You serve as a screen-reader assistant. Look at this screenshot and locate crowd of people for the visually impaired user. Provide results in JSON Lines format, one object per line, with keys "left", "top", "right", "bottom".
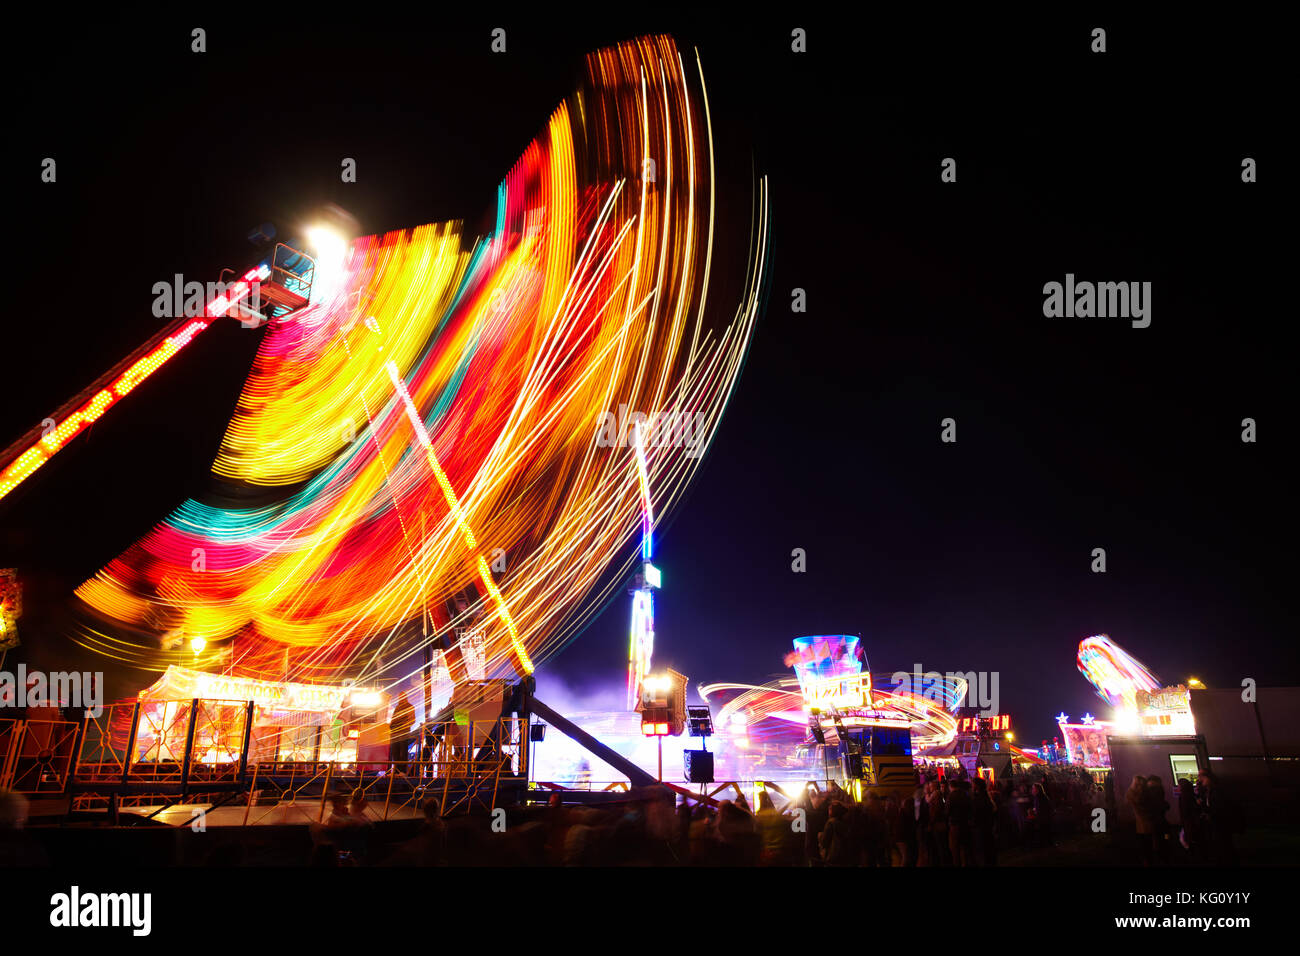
{"left": 307, "top": 763, "right": 1191, "bottom": 867}
{"left": 0, "top": 763, "right": 1246, "bottom": 867}
{"left": 1126, "top": 768, "right": 1241, "bottom": 866}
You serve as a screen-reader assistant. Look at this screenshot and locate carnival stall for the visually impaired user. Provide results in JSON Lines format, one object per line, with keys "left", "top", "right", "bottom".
{"left": 131, "top": 665, "right": 389, "bottom": 766}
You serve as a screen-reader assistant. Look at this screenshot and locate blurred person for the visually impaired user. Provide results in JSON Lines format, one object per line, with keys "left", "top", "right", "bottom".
{"left": 1031, "top": 781, "right": 1054, "bottom": 849}
{"left": 927, "top": 780, "right": 950, "bottom": 865}
{"left": 819, "top": 800, "right": 855, "bottom": 866}
{"left": 862, "top": 793, "right": 888, "bottom": 866}
{"left": 388, "top": 693, "right": 415, "bottom": 767}
{"left": 913, "top": 783, "right": 931, "bottom": 866}
{"left": 755, "top": 790, "right": 793, "bottom": 866}
{"left": 325, "top": 793, "right": 356, "bottom": 828}
{"left": 803, "top": 789, "right": 829, "bottom": 865}
{"left": 894, "top": 790, "right": 917, "bottom": 866}
{"left": 1126, "top": 776, "right": 1155, "bottom": 865}
{"left": 0, "top": 790, "right": 48, "bottom": 866}
{"left": 716, "top": 798, "right": 759, "bottom": 866}
{"left": 971, "top": 777, "right": 997, "bottom": 866}
{"left": 349, "top": 787, "right": 371, "bottom": 823}
{"left": 1144, "top": 776, "right": 1171, "bottom": 864}
{"left": 947, "top": 779, "right": 972, "bottom": 867}
{"left": 1198, "top": 769, "right": 1242, "bottom": 866}
{"left": 672, "top": 798, "right": 693, "bottom": 862}
{"left": 384, "top": 797, "right": 447, "bottom": 865}
{"left": 1177, "top": 779, "right": 1204, "bottom": 862}
{"left": 1011, "top": 784, "right": 1030, "bottom": 845}
{"left": 688, "top": 803, "right": 716, "bottom": 866}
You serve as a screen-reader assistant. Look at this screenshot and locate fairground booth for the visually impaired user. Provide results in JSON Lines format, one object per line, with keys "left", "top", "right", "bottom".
{"left": 130, "top": 665, "right": 390, "bottom": 767}
{"left": 952, "top": 709, "right": 1016, "bottom": 782}
{"left": 1105, "top": 683, "right": 1300, "bottom": 826}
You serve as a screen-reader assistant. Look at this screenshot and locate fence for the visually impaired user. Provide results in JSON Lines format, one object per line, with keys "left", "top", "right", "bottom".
{"left": 3, "top": 707, "right": 526, "bottom": 822}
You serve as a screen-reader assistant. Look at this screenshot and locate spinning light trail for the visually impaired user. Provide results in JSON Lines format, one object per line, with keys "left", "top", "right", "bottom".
{"left": 699, "top": 673, "right": 966, "bottom": 752}
{"left": 1076, "top": 633, "right": 1161, "bottom": 711}
{"left": 69, "top": 36, "right": 770, "bottom": 701}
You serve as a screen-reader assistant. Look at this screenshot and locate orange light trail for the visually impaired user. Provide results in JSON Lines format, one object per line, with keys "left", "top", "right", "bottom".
{"left": 66, "top": 36, "right": 770, "bottom": 700}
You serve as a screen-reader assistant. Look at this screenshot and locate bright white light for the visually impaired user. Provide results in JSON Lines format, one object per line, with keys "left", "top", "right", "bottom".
{"left": 643, "top": 562, "right": 661, "bottom": 589}
{"left": 189, "top": 635, "right": 206, "bottom": 655}
{"left": 642, "top": 675, "right": 669, "bottom": 694}
{"left": 306, "top": 225, "right": 347, "bottom": 257}
{"left": 305, "top": 225, "right": 349, "bottom": 305}
{"left": 1112, "top": 708, "right": 1139, "bottom": 734}
{"left": 350, "top": 690, "right": 381, "bottom": 708}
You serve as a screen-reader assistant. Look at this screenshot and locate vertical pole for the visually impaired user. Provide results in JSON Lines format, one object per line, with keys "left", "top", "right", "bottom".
{"left": 519, "top": 681, "right": 530, "bottom": 783}
{"left": 179, "top": 699, "right": 200, "bottom": 803}
{"left": 318, "top": 761, "right": 333, "bottom": 822}
{"left": 238, "top": 701, "right": 255, "bottom": 784}
{"left": 423, "top": 643, "right": 433, "bottom": 759}
{"left": 67, "top": 712, "right": 87, "bottom": 795}
{"left": 658, "top": 736, "right": 663, "bottom": 783}
{"left": 243, "top": 762, "right": 259, "bottom": 826}
{"left": 122, "top": 700, "right": 141, "bottom": 787}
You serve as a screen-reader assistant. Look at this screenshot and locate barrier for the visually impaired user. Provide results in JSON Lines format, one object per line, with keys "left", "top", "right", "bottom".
{"left": 0, "top": 717, "right": 81, "bottom": 794}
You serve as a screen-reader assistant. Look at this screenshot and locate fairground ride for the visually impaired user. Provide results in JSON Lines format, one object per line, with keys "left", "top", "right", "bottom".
{"left": 0, "top": 35, "right": 770, "bottom": 809}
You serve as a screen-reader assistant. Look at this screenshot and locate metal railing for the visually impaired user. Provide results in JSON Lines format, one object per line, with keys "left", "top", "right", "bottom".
{"left": 0, "top": 717, "right": 82, "bottom": 794}
{"left": 5, "top": 708, "right": 530, "bottom": 823}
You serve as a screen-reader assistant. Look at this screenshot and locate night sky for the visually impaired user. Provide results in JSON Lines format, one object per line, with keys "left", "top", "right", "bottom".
{"left": 5, "top": 14, "right": 1290, "bottom": 748}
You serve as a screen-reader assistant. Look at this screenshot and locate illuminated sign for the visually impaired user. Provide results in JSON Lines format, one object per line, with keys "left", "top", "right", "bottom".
{"left": 956, "top": 714, "right": 1012, "bottom": 735}
{"left": 1057, "top": 719, "right": 1115, "bottom": 768}
{"left": 140, "top": 665, "right": 362, "bottom": 713}
{"left": 1136, "top": 685, "right": 1195, "bottom": 737}
{"left": 791, "top": 635, "right": 870, "bottom": 710}
{"left": 804, "top": 675, "right": 867, "bottom": 710}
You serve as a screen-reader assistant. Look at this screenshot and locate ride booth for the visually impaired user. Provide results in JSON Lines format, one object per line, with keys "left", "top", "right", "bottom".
{"left": 1105, "top": 685, "right": 1207, "bottom": 827}
{"left": 129, "top": 665, "right": 389, "bottom": 771}
{"left": 953, "top": 710, "right": 1015, "bottom": 783}
{"left": 791, "top": 636, "right": 917, "bottom": 797}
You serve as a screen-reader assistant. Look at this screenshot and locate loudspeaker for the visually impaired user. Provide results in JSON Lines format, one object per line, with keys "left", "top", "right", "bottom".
{"left": 683, "top": 749, "right": 714, "bottom": 784}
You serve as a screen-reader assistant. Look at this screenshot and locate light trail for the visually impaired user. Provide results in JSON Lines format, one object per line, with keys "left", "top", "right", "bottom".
{"left": 69, "top": 35, "right": 769, "bottom": 699}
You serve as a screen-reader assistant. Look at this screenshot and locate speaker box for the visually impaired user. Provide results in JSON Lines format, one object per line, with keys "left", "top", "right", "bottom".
{"left": 683, "top": 749, "right": 714, "bottom": 784}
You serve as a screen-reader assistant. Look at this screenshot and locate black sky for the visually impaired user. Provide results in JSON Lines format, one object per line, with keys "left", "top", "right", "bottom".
{"left": 4, "top": 13, "right": 1292, "bottom": 746}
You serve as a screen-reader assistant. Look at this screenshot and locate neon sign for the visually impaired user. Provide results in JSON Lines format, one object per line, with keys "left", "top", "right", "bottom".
{"left": 956, "top": 714, "right": 1012, "bottom": 735}
{"left": 804, "top": 674, "right": 868, "bottom": 710}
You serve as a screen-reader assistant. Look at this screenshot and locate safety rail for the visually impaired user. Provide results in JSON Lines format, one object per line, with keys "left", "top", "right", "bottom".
{"left": 243, "top": 755, "right": 518, "bottom": 823}
{"left": 0, "top": 717, "right": 81, "bottom": 794}
{"left": 70, "top": 698, "right": 253, "bottom": 790}
{"left": 8, "top": 708, "right": 532, "bottom": 823}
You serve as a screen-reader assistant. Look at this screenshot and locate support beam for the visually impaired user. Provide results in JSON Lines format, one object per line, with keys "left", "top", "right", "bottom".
{"left": 528, "top": 697, "right": 656, "bottom": 788}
